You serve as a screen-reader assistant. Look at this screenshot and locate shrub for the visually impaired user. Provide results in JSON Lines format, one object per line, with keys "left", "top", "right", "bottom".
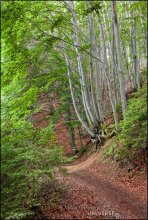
{"left": 1, "top": 125, "right": 64, "bottom": 220}
{"left": 118, "top": 84, "right": 147, "bottom": 149}
{"left": 104, "top": 83, "right": 147, "bottom": 163}
{"left": 116, "top": 101, "right": 123, "bottom": 120}
{"left": 1, "top": 101, "right": 64, "bottom": 220}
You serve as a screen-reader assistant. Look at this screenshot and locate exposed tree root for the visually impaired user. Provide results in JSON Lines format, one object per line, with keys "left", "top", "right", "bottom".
{"left": 91, "top": 129, "right": 117, "bottom": 152}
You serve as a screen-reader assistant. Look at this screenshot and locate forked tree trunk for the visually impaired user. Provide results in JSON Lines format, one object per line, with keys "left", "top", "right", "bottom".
{"left": 112, "top": 1, "right": 127, "bottom": 119}
{"left": 97, "top": 12, "right": 118, "bottom": 129}
{"left": 64, "top": 45, "right": 95, "bottom": 137}
{"left": 68, "top": 1, "right": 98, "bottom": 127}
{"left": 87, "top": 4, "right": 103, "bottom": 122}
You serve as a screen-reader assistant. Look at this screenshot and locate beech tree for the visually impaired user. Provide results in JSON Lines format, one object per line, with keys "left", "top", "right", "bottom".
{"left": 111, "top": 1, "right": 127, "bottom": 119}
{"left": 1, "top": 1, "right": 147, "bottom": 218}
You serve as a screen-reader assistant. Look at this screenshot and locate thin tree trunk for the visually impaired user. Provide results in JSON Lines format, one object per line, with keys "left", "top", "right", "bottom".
{"left": 132, "top": 18, "right": 140, "bottom": 90}
{"left": 78, "top": 125, "right": 83, "bottom": 151}
{"left": 95, "top": 46, "right": 104, "bottom": 122}
{"left": 96, "top": 43, "right": 104, "bottom": 120}
{"left": 68, "top": 1, "right": 98, "bottom": 127}
{"left": 111, "top": 21, "right": 119, "bottom": 106}
{"left": 122, "top": 42, "right": 134, "bottom": 87}
{"left": 87, "top": 5, "right": 103, "bottom": 122}
{"left": 88, "top": 13, "right": 99, "bottom": 120}
{"left": 64, "top": 46, "right": 95, "bottom": 137}
{"left": 112, "top": 1, "right": 127, "bottom": 119}
{"left": 97, "top": 12, "right": 118, "bottom": 129}
{"left": 65, "top": 100, "right": 77, "bottom": 154}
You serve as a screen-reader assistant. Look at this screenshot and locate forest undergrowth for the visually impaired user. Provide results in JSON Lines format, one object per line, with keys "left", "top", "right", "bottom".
{"left": 1, "top": 1, "right": 147, "bottom": 219}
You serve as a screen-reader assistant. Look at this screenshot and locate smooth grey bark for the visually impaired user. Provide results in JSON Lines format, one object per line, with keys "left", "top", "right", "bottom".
{"left": 129, "top": 10, "right": 140, "bottom": 90}
{"left": 88, "top": 1, "right": 118, "bottom": 125}
{"left": 130, "top": 36, "right": 137, "bottom": 89}
{"left": 105, "top": 7, "right": 120, "bottom": 104}
{"left": 68, "top": 1, "right": 98, "bottom": 127}
{"left": 94, "top": 48, "right": 104, "bottom": 122}
{"left": 95, "top": 46, "right": 104, "bottom": 122}
{"left": 87, "top": 5, "right": 103, "bottom": 122}
{"left": 122, "top": 42, "right": 134, "bottom": 86}
{"left": 138, "top": 6, "right": 147, "bottom": 59}
{"left": 96, "top": 12, "right": 118, "bottom": 129}
{"left": 112, "top": 24, "right": 119, "bottom": 106}
{"left": 102, "top": 7, "right": 113, "bottom": 74}
{"left": 132, "top": 18, "right": 140, "bottom": 90}
{"left": 112, "top": 1, "right": 127, "bottom": 119}
{"left": 88, "top": 13, "right": 99, "bottom": 121}
{"left": 64, "top": 46, "right": 95, "bottom": 137}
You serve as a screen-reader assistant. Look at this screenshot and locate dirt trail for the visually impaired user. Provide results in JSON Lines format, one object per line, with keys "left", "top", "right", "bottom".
{"left": 43, "top": 141, "right": 147, "bottom": 219}
{"left": 67, "top": 170, "right": 146, "bottom": 219}
{"left": 65, "top": 152, "right": 99, "bottom": 173}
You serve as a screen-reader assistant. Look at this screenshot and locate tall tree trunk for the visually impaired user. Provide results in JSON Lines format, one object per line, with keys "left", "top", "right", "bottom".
{"left": 97, "top": 12, "right": 118, "bottom": 129}
{"left": 122, "top": 41, "right": 134, "bottom": 89}
{"left": 132, "top": 17, "right": 140, "bottom": 90}
{"left": 111, "top": 20, "right": 119, "bottom": 106}
{"left": 88, "top": 12, "right": 99, "bottom": 120}
{"left": 112, "top": 1, "right": 127, "bottom": 119}
{"left": 64, "top": 45, "right": 95, "bottom": 137}
{"left": 68, "top": 1, "right": 98, "bottom": 127}
{"left": 87, "top": 4, "right": 103, "bottom": 122}
{"left": 95, "top": 46, "right": 104, "bottom": 122}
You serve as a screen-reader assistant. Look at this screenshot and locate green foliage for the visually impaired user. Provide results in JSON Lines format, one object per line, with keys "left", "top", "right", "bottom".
{"left": 104, "top": 84, "right": 147, "bottom": 162}
{"left": 1, "top": 2, "right": 66, "bottom": 219}
{"left": 118, "top": 84, "right": 147, "bottom": 148}
{"left": 1, "top": 118, "right": 64, "bottom": 219}
{"left": 63, "top": 155, "right": 78, "bottom": 164}
{"left": 116, "top": 101, "right": 123, "bottom": 120}
{"left": 79, "top": 44, "right": 91, "bottom": 52}
{"left": 79, "top": 146, "right": 87, "bottom": 156}
{"left": 1, "top": 1, "right": 147, "bottom": 218}
{"left": 84, "top": 1, "right": 102, "bottom": 15}
{"left": 50, "top": 15, "right": 64, "bottom": 32}
{"left": 141, "top": 68, "right": 148, "bottom": 82}
{"left": 104, "top": 141, "right": 116, "bottom": 158}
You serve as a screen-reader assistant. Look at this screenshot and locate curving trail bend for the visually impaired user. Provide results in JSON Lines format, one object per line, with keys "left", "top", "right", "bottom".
{"left": 44, "top": 141, "right": 147, "bottom": 219}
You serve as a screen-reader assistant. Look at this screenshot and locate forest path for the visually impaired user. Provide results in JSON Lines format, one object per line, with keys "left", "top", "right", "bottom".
{"left": 44, "top": 141, "right": 147, "bottom": 219}
{"left": 64, "top": 169, "right": 147, "bottom": 219}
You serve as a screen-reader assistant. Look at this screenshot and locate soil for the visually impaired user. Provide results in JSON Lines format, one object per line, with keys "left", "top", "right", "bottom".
{"left": 31, "top": 92, "right": 147, "bottom": 219}
{"left": 41, "top": 140, "right": 147, "bottom": 219}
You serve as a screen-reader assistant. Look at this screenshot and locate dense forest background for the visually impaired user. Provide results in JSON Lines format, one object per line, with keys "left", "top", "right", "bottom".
{"left": 1, "top": 1, "right": 147, "bottom": 219}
